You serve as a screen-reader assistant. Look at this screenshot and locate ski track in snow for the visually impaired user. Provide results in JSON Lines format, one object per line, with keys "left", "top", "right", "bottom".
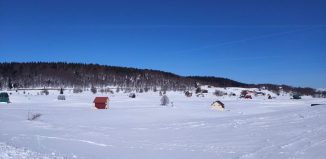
{"left": 35, "top": 135, "right": 112, "bottom": 147}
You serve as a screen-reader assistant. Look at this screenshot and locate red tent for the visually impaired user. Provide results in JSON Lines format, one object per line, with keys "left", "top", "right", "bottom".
{"left": 93, "top": 97, "right": 109, "bottom": 109}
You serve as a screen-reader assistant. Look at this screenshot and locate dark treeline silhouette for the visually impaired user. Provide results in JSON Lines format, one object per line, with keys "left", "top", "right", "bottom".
{"left": 186, "top": 76, "right": 248, "bottom": 87}
{"left": 0, "top": 62, "right": 322, "bottom": 96}
{"left": 255, "top": 84, "right": 318, "bottom": 96}
{"left": 0, "top": 62, "right": 194, "bottom": 91}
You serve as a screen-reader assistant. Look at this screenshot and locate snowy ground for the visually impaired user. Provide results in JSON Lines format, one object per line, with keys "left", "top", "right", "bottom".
{"left": 0, "top": 88, "right": 326, "bottom": 159}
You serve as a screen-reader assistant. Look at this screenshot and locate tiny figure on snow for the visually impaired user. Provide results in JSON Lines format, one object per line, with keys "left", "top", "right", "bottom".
{"left": 60, "top": 88, "right": 64, "bottom": 94}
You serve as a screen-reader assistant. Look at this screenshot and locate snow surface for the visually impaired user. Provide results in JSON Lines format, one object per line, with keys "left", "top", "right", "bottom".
{"left": 1, "top": 88, "right": 326, "bottom": 159}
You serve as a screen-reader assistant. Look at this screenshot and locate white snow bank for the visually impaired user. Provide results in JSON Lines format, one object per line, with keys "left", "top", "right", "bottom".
{"left": 0, "top": 142, "right": 65, "bottom": 159}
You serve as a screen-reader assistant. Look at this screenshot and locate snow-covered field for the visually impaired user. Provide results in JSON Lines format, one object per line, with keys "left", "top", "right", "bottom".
{"left": 1, "top": 88, "right": 326, "bottom": 159}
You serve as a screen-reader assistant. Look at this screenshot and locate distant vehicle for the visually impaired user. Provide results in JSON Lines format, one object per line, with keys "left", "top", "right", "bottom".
{"left": 292, "top": 94, "right": 302, "bottom": 99}
{"left": 202, "top": 89, "right": 208, "bottom": 93}
{"left": 0, "top": 92, "right": 10, "bottom": 103}
{"left": 129, "top": 93, "right": 136, "bottom": 98}
{"left": 256, "top": 92, "right": 266, "bottom": 96}
{"left": 229, "top": 92, "right": 236, "bottom": 96}
{"left": 196, "top": 93, "right": 205, "bottom": 97}
{"left": 184, "top": 91, "right": 192, "bottom": 97}
{"left": 245, "top": 95, "right": 252, "bottom": 99}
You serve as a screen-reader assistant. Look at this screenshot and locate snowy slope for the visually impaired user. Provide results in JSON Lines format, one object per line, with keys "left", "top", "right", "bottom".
{"left": 0, "top": 89, "right": 326, "bottom": 159}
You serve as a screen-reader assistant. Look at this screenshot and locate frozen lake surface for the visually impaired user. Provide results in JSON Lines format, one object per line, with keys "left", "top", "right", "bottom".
{"left": 1, "top": 88, "right": 326, "bottom": 159}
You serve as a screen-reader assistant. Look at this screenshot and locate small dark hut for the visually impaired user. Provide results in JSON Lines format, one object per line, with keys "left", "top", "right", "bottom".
{"left": 129, "top": 93, "right": 136, "bottom": 98}
{"left": 0, "top": 92, "right": 10, "bottom": 103}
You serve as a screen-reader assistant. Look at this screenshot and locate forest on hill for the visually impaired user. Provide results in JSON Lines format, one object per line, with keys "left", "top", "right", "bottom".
{"left": 0, "top": 62, "right": 324, "bottom": 96}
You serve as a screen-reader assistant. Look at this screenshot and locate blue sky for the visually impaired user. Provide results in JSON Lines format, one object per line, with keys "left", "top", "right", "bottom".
{"left": 1, "top": 0, "right": 326, "bottom": 88}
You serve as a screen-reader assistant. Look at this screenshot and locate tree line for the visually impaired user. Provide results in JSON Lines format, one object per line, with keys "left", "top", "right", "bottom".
{"left": 0, "top": 62, "right": 324, "bottom": 96}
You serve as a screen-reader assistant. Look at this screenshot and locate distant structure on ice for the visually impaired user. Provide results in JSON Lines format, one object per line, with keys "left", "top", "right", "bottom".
{"left": 211, "top": 101, "right": 225, "bottom": 111}
{"left": 57, "top": 88, "right": 66, "bottom": 100}
{"left": 93, "top": 97, "right": 109, "bottom": 109}
{"left": 160, "top": 95, "right": 170, "bottom": 106}
{"left": 0, "top": 92, "right": 10, "bottom": 103}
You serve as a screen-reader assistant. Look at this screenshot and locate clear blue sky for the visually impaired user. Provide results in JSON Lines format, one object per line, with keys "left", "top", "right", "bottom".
{"left": 1, "top": 0, "right": 325, "bottom": 88}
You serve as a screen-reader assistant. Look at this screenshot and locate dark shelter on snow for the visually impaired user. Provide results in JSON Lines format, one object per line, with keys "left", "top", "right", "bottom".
{"left": 0, "top": 92, "right": 10, "bottom": 103}
{"left": 93, "top": 97, "right": 109, "bottom": 109}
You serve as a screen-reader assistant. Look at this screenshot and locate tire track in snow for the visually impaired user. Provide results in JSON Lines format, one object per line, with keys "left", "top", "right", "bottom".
{"left": 237, "top": 108, "right": 326, "bottom": 159}
{"left": 36, "top": 135, "right": 113, "bottom": 147}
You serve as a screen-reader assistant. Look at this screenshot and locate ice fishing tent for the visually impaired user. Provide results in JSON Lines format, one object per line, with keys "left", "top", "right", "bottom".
{"left": 211, "top": 101, "right": 225, "bottom": 111}
{"left": 57, "top": 94, "right": 66, "bottom": 100}
{"left": 0, "top": 92, "right": 10, "bottom": 103}
{"left": 93, "top": 97, "right": 109, "bottom": 109}
{"left": 160, "top": 95, "right": 170, "bottom": 106}
{"left": 57, "top": 88, "right": 66, "bottom": 100}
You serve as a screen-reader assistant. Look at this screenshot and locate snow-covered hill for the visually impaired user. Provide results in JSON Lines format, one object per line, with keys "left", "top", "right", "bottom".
{"left": 0, "top": 88, "right": 325, "bottom": 159}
